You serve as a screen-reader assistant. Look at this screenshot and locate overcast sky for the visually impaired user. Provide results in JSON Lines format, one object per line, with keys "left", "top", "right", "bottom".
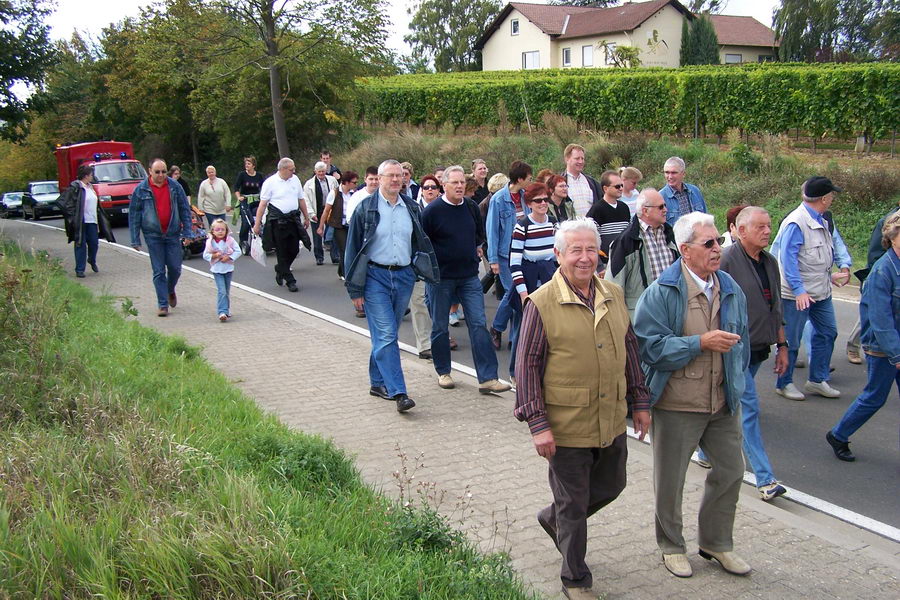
{"left": 49, "top": 0, "right": 782, "bottom": 54}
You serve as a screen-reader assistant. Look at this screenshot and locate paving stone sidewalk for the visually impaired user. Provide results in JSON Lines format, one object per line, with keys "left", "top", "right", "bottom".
{"left": 4, "top": 220, "right": 898, "bottom": 600}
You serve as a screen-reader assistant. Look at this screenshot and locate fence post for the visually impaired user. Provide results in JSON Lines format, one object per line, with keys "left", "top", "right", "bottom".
{"left": 892, "top": 130, "right": 896, "bottom": 159}
{"left": 694, "top": 101, "right": 699, "bottom": 139}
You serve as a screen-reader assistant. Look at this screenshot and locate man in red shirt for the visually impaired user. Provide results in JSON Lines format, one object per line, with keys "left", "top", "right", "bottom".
{"left": 129, "top": 158, "right": 193, "bottom": 316}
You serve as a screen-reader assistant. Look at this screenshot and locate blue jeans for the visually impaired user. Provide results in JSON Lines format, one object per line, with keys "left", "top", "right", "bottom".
{"left": 491, "top": 258, "right": 521, "bottom": 374}
{"left": 144, "top": 235, "right": 183, "bottom": 308}
{"left": 364, "top": 265, "right": 415, "bottom": 397}
{"left": 427, "top": 276, "right": 499, "bottom": 383}
{"left": 214, "top": 272, "right": 232, "bottom": 315}
{"left": 831, "top": 355, "right": 900, "bottom": 444}
{"left": 73, "top": 222, "right": 99, "bottom": 273}
{"left": 777, "top": 297, "right": 836, "bottom": 388}
{"left": 205, "top": 213, "right": 226, "bottom": 227}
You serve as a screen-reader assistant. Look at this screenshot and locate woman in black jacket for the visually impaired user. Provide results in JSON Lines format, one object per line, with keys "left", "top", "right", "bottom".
{"left": 61, "top": 164, "right": 116, "bottom": 277}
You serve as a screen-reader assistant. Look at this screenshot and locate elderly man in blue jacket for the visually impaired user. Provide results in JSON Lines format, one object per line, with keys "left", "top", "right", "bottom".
{"left": 660, "top": 156, "right": 707, "bottom": 226}
{"left": 634, "top": 212, "right": 750, "bottom": 580}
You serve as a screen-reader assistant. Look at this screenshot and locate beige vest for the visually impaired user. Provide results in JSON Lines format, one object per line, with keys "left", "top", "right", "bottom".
{"left": 529, "top": 271, "right": 630, "bottom": 448}
{"left": 779, "top": 204, "right": 834, "bottom": 301}
{"left": 657, "top": 264, "right": 725, "bottom": 413}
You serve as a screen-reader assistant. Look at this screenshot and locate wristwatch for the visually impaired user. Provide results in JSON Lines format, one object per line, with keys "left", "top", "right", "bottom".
{"left": 776, "top": 342, "right": 788, "bottom": 349}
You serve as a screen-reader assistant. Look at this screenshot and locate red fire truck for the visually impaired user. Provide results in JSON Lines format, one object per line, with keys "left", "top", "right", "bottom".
{"left": 54, "top": 141, "right": 147, "bottom": 224}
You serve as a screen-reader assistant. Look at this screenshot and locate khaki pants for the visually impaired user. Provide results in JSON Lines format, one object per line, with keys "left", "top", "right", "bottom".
{"left": 409, "top": 280, "right": 431, "bottom": 353}
{"left": 651, "top": 406, "right": 744, "bottom": 554}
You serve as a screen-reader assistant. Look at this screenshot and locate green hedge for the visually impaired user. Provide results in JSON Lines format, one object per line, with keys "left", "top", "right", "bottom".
{"left": 356, "top": 63, "right": 900, "bottom": 138}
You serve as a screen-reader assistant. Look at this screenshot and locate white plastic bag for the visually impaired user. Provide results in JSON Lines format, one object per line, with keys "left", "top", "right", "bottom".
{"left": 250, "top": 233, "right": 266, "bottom": 267}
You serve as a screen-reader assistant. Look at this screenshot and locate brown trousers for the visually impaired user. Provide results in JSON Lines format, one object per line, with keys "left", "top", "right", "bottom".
{"left": 539, "top": 433, "right": 628, "bottom": 588}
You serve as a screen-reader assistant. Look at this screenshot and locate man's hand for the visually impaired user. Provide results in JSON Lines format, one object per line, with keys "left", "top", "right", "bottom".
{"left": 532, "top": 430, "right": 556, "bottom": 459}
{"left": 831, "top": 270, "right": 850, "bottom": 287}
{"left": 317, "top": 224, "right": 325, "bottom": 236}
{"left": 252, "top": 224, "right": 260, "bottom": 236}
{"left": 310, "top": 215, "right": 318, "bottom": 223}
{"left": 302, "top": 218, "right": 310, "bottom": 230}
{"left": 490, "top": 262, "right": 499, "bottom": 275}
{"left": 352, "top": 297, "right": 365, "bottom": 311}
{"left": 699, "top": 329, "right": 741, "bottom": 353}
{"left": 632, "top": 410, "right": 651, "bottom": 441}
{"left": 476, "top": 246, "right": 484, "bottom": 259}
{"left": 774, "top": 347, "right": 789, "bottom": 375}
{"left": 795, "top": 292, "right": 814, "bottom": 311}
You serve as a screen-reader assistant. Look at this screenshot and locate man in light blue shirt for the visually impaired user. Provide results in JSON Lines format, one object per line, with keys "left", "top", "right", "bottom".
{"left": 770, "top": 176, "right": 844, "bottom": 401}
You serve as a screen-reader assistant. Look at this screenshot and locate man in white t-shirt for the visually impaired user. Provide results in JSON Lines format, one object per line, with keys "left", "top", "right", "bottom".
{"left": 346, "top": 166, "right": 379, "bottom": 218}
{"left": 253, "top": 157, "right": 310, "bottom": 292}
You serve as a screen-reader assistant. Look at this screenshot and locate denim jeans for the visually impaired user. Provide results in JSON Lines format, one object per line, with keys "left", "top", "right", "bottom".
{"left": 491, "top": 257, "right": 521, "bottom": 375}
{"left": 311, "top": 222, "right": 325, "bottom": 263}
{"left": 205, "top": 213, "right": 226, "bottom": 227}
{"left": 777, "top": 297, "right": 836, "bottom": 388}
{"left": 144, "top": 235, "right": 183, "bottom": 308}
{"left": 427, "top": 276, "right": 499, "bottom": 383}
{"left": 831, "top": 355, "right": 900, "bottom": 443}
{"left": 214, "top": 272, "right": 233, "bottom": 315}
{"left": 364, "top": 265, "right": 415, "bottom": 397}
{"left": 73, "top": 222, "right": 99, "bottom": 273}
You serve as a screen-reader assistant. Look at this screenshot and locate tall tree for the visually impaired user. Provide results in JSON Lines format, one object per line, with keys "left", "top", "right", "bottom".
{"left": 405, "top": 0, "right": 501, "bottom": 72}
{"left": 690, "top": 14, "right": 720, "bottom": 64}
{"left": 0, "top": 0, "right": 57, "bottom": 140}
{"left": 679, "top": 18, "right": 691, "bottom": 66}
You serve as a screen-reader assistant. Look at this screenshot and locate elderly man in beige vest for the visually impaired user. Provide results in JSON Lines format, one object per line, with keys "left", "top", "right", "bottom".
{"left": 514, "top": 217, "right": 650, "bottom": 600}
{"left": 634, "top": 212, "right": 751, "bottom": 579}
{"left": 771, "top": 176, "right": 844, "bottom": 401}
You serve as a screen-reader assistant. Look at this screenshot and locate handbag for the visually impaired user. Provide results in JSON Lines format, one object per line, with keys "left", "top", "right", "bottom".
{"left": 249, "top": 232, "right": 266, "bottom": 267}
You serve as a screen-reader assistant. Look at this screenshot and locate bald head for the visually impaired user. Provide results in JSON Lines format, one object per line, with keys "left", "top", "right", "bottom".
{"left": 636, "top": 188, "right": 666, "bottom": 227}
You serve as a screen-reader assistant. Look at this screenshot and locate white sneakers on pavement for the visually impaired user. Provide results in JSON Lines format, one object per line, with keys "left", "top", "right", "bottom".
{"left": 775, "top": 383, "right": 805, "bottom": 401}
{"left": 804, "top": 380, "right": 841, "bottom": 398}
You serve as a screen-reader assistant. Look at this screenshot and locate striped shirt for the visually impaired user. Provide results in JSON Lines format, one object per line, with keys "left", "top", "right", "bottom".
{"left": 513, "top": 274, "right": 651, "bottom": 435}
{"left": 586, "top": 199, "right": 631, "bottom": 258}
{"left": 509, "top": 216, "right": 557, "bottom": 295}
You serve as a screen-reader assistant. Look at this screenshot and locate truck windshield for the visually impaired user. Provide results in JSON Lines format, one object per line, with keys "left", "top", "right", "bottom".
{"left": 32, "top": 183, "right": 58, "bottom": 195}
{"left": 93, "top": 162, "right": 147, "bottom": 183}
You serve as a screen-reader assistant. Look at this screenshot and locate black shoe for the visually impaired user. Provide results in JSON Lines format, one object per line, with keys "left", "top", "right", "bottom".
{"left": 241, "top": 241, "right": 251, "bottom": 255}
{"left": 331, "top": 259, "right": 339, "bottom": 264}
{"left": 89, "top": 262, "right": 98, "bottom": 273}
{"left": 316, "top": 259, "right": 324, "bottom": 266}
{"left": 395, "top": 394, "right": 415, "bottom": 413}
{"left": 490, "top": 327, "right": 502, "bottom": 350}
{"left": 75, "top": 271, "right": 85, "bottom": 278}
{"left": 275, "top": 273, "right": 284, "bottom": 286}
{"left": 369, "top": 385, "right": 391, "bottom": 400}
{"left": 286, "top": 281, "right": 298, "bottom": 292}
{"left": 418, "top": 349, "right": 432, "bottom": 360}
{"left": 826, "top": 430, "right": 855, "bottom": 461}
{"left": 404, "top": 308, "right": 411, "bottom": 316}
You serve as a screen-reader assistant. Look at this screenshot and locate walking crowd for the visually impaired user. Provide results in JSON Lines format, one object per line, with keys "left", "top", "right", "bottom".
{"left": 54, "top": 146, "right": 899, "bottom": 600}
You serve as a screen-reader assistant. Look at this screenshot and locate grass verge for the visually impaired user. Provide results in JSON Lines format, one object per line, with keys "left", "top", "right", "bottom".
{"left": 0, "top": 241, "right": 535, "bottom": 599}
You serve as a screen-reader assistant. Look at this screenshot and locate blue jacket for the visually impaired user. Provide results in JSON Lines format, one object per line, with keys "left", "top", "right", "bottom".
{"left": 633, "top": 258, "right": 750, "bottom": 413}
{"left": 129, "top": 177, "right": 192, "bottom": 245}
{"left": 859, "top": 249, "right": 900, "bottom": 365}
{"left": 343, "top": 190, "right": 439, "bottom": 299}
{"left": 661, "top": 182, "right": 706, "bottom": 226}
{"left": 486, "top": 185, "right": 529, "bottom": 264}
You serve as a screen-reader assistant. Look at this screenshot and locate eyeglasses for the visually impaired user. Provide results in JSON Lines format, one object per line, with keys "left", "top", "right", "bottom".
{"left": 644, "top": 204, "right": 667, "bottom": 210}
{"left": 688, "top": 236, "right": 725, "bottom": 249}
{"left": 530, "top": 197, "right": 549, "bottom": 204}
{"left": 611, "top": 184, "right": 624, "bottom": 189}
{"left": 151, "top": 170, "right": 167, "bottom": 174}
{"left": 421, "top": 185, "right": 440, "bottom": 190}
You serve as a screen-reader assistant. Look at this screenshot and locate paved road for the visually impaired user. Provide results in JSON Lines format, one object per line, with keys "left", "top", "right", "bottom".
{"left": 24, "top": 216, "right": 900, "bottom": 530}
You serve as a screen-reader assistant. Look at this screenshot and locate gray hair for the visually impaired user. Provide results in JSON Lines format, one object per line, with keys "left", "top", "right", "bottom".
{"left": 673, "top": 212, "right": 715, "bottom": 246}
{"left": 377, "top": 159, "right": 401, "bottom": 175}
{"left": 205, "top": 165, "right": 216, "bottom": 172}
{"left": 882, "top": 212, "right": 900, "bottom": 249}
{"left": 801, "top": 182, "right": 824, "bottom": 203}
{"left": 664, "top": 156, "right": 686, "bottom": 172}
{"left": 635, "top": 187, "right": 659, "bottom": 213}
{"left": 441, "top": 165, "right": 465, "bottom": 183}
{"left": 277, "top": 157, "right": 294, "bottom": 170}
{"left": 735, "top": 206, "right": 768, "bottom": 229}
{"left": 314, "top": 161, "right": 327, "bottom": 171}
{"left": 554, "top": 217, "right": 601, "bottom": 254}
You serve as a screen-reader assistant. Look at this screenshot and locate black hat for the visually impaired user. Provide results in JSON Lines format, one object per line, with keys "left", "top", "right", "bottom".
{"left": 803, "top": 176, "right": 842, "bottom": 198}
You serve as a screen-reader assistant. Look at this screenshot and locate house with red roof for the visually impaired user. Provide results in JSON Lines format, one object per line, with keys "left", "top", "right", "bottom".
{"left": 475, "top": 1, "right": 778, "bottom": 70}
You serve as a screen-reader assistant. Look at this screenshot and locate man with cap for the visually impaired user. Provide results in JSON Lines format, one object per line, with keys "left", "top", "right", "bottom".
{"left": 770, "top": 176, "right": 844, "bottom": 401}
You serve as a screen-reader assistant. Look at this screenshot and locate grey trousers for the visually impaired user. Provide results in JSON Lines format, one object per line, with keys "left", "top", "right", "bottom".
{"left": 409, "top": 280, "right": 431, "bottom": 353}
{"left": 847, "top": 318, "right": 861, "bottom": 353}
{"left": 539, "top": 434, "right": 628, "bottom": 589}
{"left": 651, "top": 406, "right": 744, "bottom": 554}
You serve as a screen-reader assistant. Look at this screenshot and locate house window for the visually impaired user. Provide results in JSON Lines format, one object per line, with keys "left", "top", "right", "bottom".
{"left": 758, "top": 55, "right": 774, "bottom": 62}
{"left": 725, "top": 53, "right": 742, "bottom": 63}
{"left": 604, "top": 42, "right": 617, "bottom": 65}
{"left": 522, "top": 51, "right": 540, "bottom": 70}
{"left": 511, "top": 19, "right": 519, "bottom": 36}
{"left": 582, "top": 44, "right": 593, "bottom": 67}
{"left": 562, "top": 47, "right": 572, "bottom": 67}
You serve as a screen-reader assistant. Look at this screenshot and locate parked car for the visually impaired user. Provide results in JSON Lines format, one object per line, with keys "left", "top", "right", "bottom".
{"left": 22, "top": 181, "right": 61, "bottom": 220}
{"left": 0, "top": 192, "right": 24, "bottom": 218}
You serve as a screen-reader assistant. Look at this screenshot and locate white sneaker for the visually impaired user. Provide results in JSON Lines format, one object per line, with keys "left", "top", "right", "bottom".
{"left": 448, "top": 312, "right": 460, "bottom": 326}
{"left": 438, "top": 374, "right": 455, "bottom": 389}
{"left": 804, "top": 380, "right": 841, "bottom": 398}
{"left": 775, "top": 383, "right": 805, "bottom": 401}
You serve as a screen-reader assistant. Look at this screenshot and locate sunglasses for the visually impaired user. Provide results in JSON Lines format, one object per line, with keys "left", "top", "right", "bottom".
{"left": 422, "top": 185, "right": 440, "bottom": 190}
{"left": 689, "top": 236, "right": 726, "bottom": 249}
{"left": 644, "top": 204, "right": 667, "bottom": 210}
{"left": 610, "top": 183, "right": 624, "bottom": 189}
{"left": 530, "top": 197, "right": 549, "bottom": 204}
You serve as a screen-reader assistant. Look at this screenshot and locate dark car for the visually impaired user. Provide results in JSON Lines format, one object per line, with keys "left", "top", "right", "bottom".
{"left": 22, "top": 181, "right": 62, "bottom": 220}
{"left": 0, "top": 192, "right": 24, "bottom": 218}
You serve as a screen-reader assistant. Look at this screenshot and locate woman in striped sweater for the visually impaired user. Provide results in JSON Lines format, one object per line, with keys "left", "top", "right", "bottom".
{"left": 510, "top": 182, "right": 559, "bottom": 308}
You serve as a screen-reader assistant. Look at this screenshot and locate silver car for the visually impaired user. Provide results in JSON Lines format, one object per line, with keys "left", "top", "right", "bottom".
{"left": 22, "top": 181, "right": 61, "bottom": 220}
{"left": 0, "top": 191, "right": 23, "bottom": 218}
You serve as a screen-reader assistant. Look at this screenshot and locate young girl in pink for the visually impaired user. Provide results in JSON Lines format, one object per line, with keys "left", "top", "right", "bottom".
{"left": 202, "top": 218, "right": 240, "bottom": 321}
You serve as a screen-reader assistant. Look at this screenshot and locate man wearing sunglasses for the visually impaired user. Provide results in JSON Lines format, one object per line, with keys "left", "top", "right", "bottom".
{"left": 129, "top": 158, "right": 194, "bottom": 317}
{"left": 586, "top": 170, "right": 632, "bottom": 266}
{"left": 634, "top": 212, "right": 750, "bottom": 579}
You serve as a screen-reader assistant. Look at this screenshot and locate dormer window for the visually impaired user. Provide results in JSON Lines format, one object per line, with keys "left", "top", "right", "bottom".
{"left": 511, "top": 19, "right": 520, "bottom": 35}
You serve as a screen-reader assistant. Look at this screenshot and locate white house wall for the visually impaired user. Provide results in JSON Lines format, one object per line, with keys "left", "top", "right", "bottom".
{"left": 719, "top": 45, "right": 777, "bottom": 64}
{"left": 482, "top": 9, "right": 554, "bottom": 71}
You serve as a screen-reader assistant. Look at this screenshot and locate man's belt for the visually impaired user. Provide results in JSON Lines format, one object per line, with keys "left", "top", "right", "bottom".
{"left": 368, "top": 261, "right": 406, "bottom": 271}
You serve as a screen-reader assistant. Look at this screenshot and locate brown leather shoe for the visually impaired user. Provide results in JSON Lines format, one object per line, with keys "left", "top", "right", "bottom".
{"left": 168, "top": 292, "right": 177, "bottom": 308}
{"left": 157, "top": 307, "right": 168, "bottom": 317}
